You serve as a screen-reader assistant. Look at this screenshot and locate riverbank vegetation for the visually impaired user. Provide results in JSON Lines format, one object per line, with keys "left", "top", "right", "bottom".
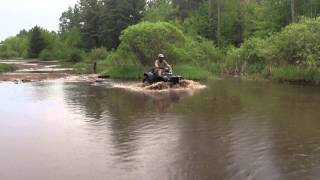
{"left": 1, "top": 0, "right": 320, "bottom": 83}
{"left": 0, "top": 64, "right": 16, "bottom": 73}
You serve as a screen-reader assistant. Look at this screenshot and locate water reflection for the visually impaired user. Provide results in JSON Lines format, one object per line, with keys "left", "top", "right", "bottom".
{"left": 62, "top": 83, "right": 194, "bottom": 172}
{"left": 1, "top": 80, "right": 320, "bottom": 179}
{"left": 60, "top": 80, "right": 320, "bottom": 179}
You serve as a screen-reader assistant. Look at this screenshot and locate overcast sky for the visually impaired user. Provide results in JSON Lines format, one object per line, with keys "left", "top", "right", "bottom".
{"left": 0, "top": 0, "right": 78, "bottom": 41}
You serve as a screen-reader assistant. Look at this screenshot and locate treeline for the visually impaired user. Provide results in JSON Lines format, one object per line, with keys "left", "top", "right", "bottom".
{"left": 59, "top": 0, "right": 320, "bottom": 47}
{"left": 0, "top": 26, "right": 83, "bottom": 61}
{"left": 1, "top": 0, "right": 320, "bottom": 82}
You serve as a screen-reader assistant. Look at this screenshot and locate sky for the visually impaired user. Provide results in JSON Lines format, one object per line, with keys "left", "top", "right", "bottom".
{"left": 0, "top": 0, "right": 78, "bottom": 41}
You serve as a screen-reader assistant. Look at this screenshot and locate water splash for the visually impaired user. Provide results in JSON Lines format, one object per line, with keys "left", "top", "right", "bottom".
{"left": 112, "top": 80, "right": 206, "bottom": 93}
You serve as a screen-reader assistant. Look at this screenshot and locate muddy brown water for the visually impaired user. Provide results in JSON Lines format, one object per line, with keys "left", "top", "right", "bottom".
{"left": 1, "top": 75, "right": 320, "bottom": 179}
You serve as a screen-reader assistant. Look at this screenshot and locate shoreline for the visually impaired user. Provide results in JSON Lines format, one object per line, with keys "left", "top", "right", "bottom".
{"left": 1, "top": 59, "right": 320, "bottom": 86}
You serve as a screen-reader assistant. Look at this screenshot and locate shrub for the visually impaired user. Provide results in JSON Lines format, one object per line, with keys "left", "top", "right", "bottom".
{"left": 222, "top": 17, "right": 320, "bottom": 76}
{"left": 107, "top": 21, "right": 220, "bottom": 68}
{"left": 0, "top": 49, "right": 19, "bottom": 59}
{"left": 89, "top": 47, "right": 108, "bottom": 62}
{"left": 39, "top": 49, "right": 54, "bottom": 60}
{"left": 118, "top": 21, "right": 186, "bottom": 66}
{"left": 269, "top": 18, "right": 320, "bottom": 66}
{"left": 67, "top": 49, "right": 84, "bottom": 63}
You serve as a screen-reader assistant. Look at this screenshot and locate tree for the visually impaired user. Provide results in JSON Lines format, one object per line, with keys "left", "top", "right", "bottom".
{"left": 172, "top": 0, "right": 203, "bottom": 18}
{"left": 144, "top": 0, "right": 178, "bottom": 22}
{"left": 79, "top": 0, "right": 103, "bottom": 49}
{"left": 216, "top": 0, "right": 221, "bottom": 45}
{"left": 291, "top": 0, "right": 296, "bottom": 22}
{"left": 28, "top": 26, "right": 47, "bottom": 58}
{"left": 101, "top": 0, "right": 145, "bottom": 49}
{"left": 208, "top": 0, "right": 212, "bottom": 39}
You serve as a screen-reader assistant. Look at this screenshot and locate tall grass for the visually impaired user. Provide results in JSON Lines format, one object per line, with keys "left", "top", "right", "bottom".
{"left": 271, "top": 66, "right": 320, "bottom": 82}
{"left": 174, "top": 65, "right": 213, "bottom": 80}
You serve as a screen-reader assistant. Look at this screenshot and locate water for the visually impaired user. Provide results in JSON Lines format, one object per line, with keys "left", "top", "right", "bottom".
{"left": 1, "top": 79, "right": 320, "bottom": 180}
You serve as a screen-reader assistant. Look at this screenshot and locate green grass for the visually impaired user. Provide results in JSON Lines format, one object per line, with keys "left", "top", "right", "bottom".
{"left": 174, "top": 65, "right": 213, "bottom": 80}
{"left": 100, "top": 65, "right": 214, "bottom": 80}
{"left": 0, "top": 64, "right": 16, "bottom": 73}
{"left": 271, "top": 66, "right": 320, "bottom": 82}
{"left": 101, "top": 65, "right": 144, "bottom": 79}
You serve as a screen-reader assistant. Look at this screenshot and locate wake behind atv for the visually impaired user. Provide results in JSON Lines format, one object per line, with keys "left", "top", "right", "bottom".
{"left": 143, "top": 68, "right": 183, "bottom": 86}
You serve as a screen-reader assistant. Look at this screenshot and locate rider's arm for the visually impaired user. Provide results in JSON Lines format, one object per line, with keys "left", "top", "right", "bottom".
{"left": 164, "top": 60, "right": 172, "bottom": 72}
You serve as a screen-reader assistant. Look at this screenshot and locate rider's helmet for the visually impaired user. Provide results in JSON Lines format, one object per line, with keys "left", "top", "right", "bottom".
{"left": 158, "top": 54, "right": 165, "bottom": 61}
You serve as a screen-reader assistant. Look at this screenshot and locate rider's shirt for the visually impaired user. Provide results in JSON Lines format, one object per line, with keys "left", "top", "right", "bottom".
{"left": 155, "top": 59, "right": 170, "bottom": 69}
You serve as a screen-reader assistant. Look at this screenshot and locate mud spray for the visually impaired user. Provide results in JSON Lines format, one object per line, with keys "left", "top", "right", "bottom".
{"left": 48, "top": 75, "right": 206, "bottom": 94}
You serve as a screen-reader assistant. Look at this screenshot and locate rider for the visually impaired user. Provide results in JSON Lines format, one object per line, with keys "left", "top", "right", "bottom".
{"left": 155, "top": 54, "right": 172, "bottom": 77}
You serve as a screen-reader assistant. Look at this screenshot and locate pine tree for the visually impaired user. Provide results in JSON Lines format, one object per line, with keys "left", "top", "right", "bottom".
{"left": 28, "top": 26, "right": 47, "bottom": 58}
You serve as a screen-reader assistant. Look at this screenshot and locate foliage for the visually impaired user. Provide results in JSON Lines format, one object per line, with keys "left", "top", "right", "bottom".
{"left": 68, "top": 49, "right": 85, "bottom": 63}
{"left": 269, "top": 17, "right": 320, "bottom": 66}
{"left": 108, "top": 21, "right": 220, "bottom": 68}
{"left": 171, "top": 0, "right": 203, "bottom": 19}
{"left": 1, "top": 0, "right": 320, "bottom": 82}
{"left": 59, "top": 0, "right": 145, "bottom": 50}
{"left": 117, "top": 21, "right": 185, "bottom": 66}
{"left": 0, "top": 48, "right": 20, "bottom": 59}
{"left": 144, "top": 0, "right": 178, "bottom": 22}
{"left": 271, "top": 66, "right": 320, "bottom": 82}
{"left": 0, "top": 33, "right": 28, "bottom": 59}
{"left": 222, "top": 17, "right": 320, "bottom": 76}
{"left": 0, "top": 64, "right": 16, "bottom": 73}
{"left": 28, "top": 26, "right": 47, "bottom": 58}
{"left": 89, "top": 47, "right": 108, "bottom": 62}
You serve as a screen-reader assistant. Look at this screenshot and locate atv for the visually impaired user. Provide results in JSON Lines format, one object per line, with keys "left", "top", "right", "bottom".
{"left": 143, "top": 68, "right": 183, "bottom": 85}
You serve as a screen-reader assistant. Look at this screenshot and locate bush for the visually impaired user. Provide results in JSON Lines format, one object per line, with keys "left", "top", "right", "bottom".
{"left": 117, "top": 21, "right": 186, "bottom": 66}
{"left": 222, "top": 17, "right": 320, "bottom": 76}
{"left": 0, "top": 64, "right": 16, "bottom": 73}
{"left": 107, "top": 21, "right": 220, "bottom": 68}
{"left": 89, "top": 47, "right": 108, "bottom": 62}
{"left": 67, "top": 49, "right": 84, "bottom": 63}
{"left": 39, "top": 49, "right": 54, "bottom": 60}
{"left": 0, "top": 49, "right": 19, "bottom": 59}
{"left": 271, "top": 18, "right": 320, "bottom": 66}
{"left": 101, "top": 65, "right": 144, "bottom": 79}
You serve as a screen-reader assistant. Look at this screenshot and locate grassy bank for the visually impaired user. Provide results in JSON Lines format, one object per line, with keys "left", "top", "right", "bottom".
{"left": 174, "top": 65, "right": 213, "bottom": 80}
{"left": 0, "top": 64, "right": 16, "bottom": 73}
{"left": 97, "top": 65, "right": 214, "bottom": 80}
{"left": 271, "top": 66, "right": 320, "bottom": 84}
{"left": 70, "top": 60, "right": 320, "bottom": 86}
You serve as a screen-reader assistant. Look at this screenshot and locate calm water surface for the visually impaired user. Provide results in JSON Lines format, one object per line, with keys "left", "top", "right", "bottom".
{"left": 1, "top": 79, "right": 320, "bottom": 180}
